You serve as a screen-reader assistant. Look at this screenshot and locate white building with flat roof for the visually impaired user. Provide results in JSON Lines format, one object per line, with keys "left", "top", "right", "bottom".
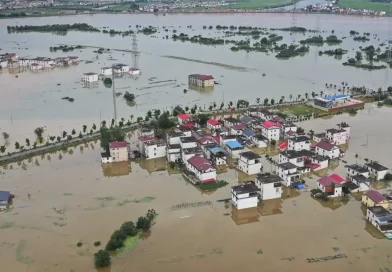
{"left": 238, "top": 151, "right": 262, "bottom": 175}
{"left": 255, "top": 173, "right": 283, "bottom": 200}
{"left": 100, "top": 67, "right": 112, "bottom": 76}
{"left": 231, "top": 182, "right": 259, "bottom": 210}
{"left": 288, "top": 136, "right": 311, "bottom": 151}
{"left": 83, "top": 72, "right": 99, "bottom": 82}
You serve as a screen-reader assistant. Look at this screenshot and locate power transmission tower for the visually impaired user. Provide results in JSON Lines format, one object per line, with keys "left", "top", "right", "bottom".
{"left": 385, "top": 4, "right": 392, "bottom": 85}
{"left": 132, "top": 33, "right": 139, "bottom": 69}
{"left": 111, "top": 65, "right": 117, "bottom": 124}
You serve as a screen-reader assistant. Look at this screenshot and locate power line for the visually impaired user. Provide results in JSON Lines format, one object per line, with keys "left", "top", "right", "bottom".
{"left": 132, "top": 33, "right": 139, "bottom": 69}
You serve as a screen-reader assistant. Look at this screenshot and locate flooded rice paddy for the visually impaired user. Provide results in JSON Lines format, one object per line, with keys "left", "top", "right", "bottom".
{"left": 0, "top": 104, "right": 391, "bottom": 271}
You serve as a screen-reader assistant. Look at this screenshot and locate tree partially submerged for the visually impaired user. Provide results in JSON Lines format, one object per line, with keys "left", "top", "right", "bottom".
{"left": 94, "top": 249, "right": 111, "bottom": 268}
{"left": 100, "top": 126, "right": 125, "bottom": 153}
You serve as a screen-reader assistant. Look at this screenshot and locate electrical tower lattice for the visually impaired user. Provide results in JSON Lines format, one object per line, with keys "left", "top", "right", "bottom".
{"left": 132, "top": 33, "right": 139, "bottom": 69}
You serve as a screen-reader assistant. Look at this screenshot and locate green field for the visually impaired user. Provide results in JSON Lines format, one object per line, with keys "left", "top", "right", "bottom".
{"left": 215, "top": 0, "right": 297, "bottom": 9}
{"left": 338, "top": 0, "right": 392, "bottom": 14}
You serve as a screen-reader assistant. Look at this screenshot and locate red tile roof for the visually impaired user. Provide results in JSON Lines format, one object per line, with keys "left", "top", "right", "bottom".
{"left": 330, "top": 174, "right": 345, "bottom": 184}
{"left": 203, "top": 178, "right": 216, "bottom": 183}
{"left": 178, "top": 113, "right": 191, "bottom": 120}
{"left": 109, "top": 141, "right": 127, "bottom": 148}
{"left": 138, "top": 136, "right": 156, "bottom": 142}
{"left": 366, "top": 190, "right": 387, "bottom": 203}
{"left": 262, "top": 121, "right": 281, "bottom": 129}
{"left": 307, "top": 163, "right": 320, "bottom": 169}
{"left": 316, "top": 140, "right": 336, "bottom": 151}
{"left": 187, "top": 156, "right": 214, "bottom": 171}
{"left": 278, "top": 141, "right": 288, "bottom": 150}
{"left": 233, "top": 123, "right": 246, "bottom": 130}
{"left": 207, "top": 119, "right": 221, "bottom": 126}
{"left": 213, "top": 135, "right": 221, "bottom": 144}
{"left": 199, "top": 136, "right": 214, "bottom": 144}
{"left": 183, "top": 122, "right": 194, "bottom": 128}
{"left": 197, "top": 75, "right": 214, "bottom": 80}
{"left": 318, "top": 176, "right": 336, "bottom": 187}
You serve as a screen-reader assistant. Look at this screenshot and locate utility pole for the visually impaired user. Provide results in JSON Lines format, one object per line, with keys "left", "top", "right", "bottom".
{"left": 111, "top": 65, "right": 117, "bottom": 124}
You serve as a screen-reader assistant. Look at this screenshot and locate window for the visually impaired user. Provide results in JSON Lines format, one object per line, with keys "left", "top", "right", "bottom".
{"left": 276, "top": 188, "right": 279, "bottom": 193}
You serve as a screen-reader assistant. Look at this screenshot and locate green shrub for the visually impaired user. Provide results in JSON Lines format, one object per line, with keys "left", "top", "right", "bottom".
{"left": 93, "top": 241, "right": 101, "bottom": 247}
{"left": 94, "top": 249, "right": 111, "bottom": 267}
{"left": 120, "top": 221, "right": 138, "bottom": 236}
{"left": 76, "top": 242, "right": 83, "bottom": 247}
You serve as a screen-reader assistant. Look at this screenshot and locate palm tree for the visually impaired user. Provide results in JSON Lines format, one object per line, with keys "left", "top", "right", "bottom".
{"left": 25, "top": 138, "right": 30, "bottom": 148}
{"left": 62, "top": 131, "right": 67, "bottom": 138}
{"left": 71, "top": 129, "right": 76, "bottom": 135}
{"left": 311, "top": 91, "right": 316, "bottom": 98}
{"left": 0, "top": 145, "right": 5, "bottom": 154}
{"left": 281, "top": 96, "right": 285, "bottom": 102}
{"left": 15, "top": 141, "right": 20, "bottom": 150}
{"left": 256, "top": 97, "right": 260, "bottom": 104}
{"left": 57, "top": 136, "right": 61, "bottom": 142}
{"left": 355, "top": 153, "right": 359, "bottom": 163}
{"left": 92, "top": 123, "right": 97, "bottom": 130}
{"left": 264, "top": 98, "right": 269, "bottom": 105}
{"left": 270, "top": 98, "right": 275, "bottom": 105}
{"left": 305, "top": 92, "right": 309, "bottom": 100}
{"left": 297, "top": 94, "right": 301, "bottom": 101}
{"left": 2, "top": 132, "right": 9, "bottom": 141}
{"left": 34, "top": 127, "right": 44, "bottom": 139}
{"left": 83, "top": 125, "right": 87, "bottom": 133}
{"left": 320, "top": 90, "right": 324, "bottom": 97}
{"left": 289, "top": 94, "right": 293, "bottom": 101}
{"left": 130, "top": 115, "right": 134, "bottom": 122}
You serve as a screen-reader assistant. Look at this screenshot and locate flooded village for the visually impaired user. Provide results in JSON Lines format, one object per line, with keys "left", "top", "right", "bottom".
{"left": 1, "top": 12, "right": 392, "bottom": 272}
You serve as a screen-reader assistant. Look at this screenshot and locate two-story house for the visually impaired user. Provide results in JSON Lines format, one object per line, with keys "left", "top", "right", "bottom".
{"left": 346, "top": 164, "right": 370, "bottom": 178}
{"left": 365, "top": 162, "right": 389, "bottom": 181}
{"left": 326, "top": 128, "right": 348, "bottom": 145}
{"left": 255, "top": 173, "right": 283, "bottom": 200}
{"left": 186, "top": 155, "right": 216, "bottom": 183}
{"left": 261, "top": 121, "right": 281, "bottom": 141}
{"left": 315, "top": 141, "right": 340, "bottom": 159}
{"left": 238, "top": 151, "right": 262, "bottom": 175}
{"left": 231, "top": 182, "right": 260, "bottom": 210}
{"left": 366, "top": 206, "right": 392, "bottom": 234}
{"left": 288, "top": 136, "right": 311, "bottom": 151}
{"left": 276, "top": 162, "right": 301, "bottom": 187}
{"left": 223, "top": 117, "right": 240, "bottom": 129}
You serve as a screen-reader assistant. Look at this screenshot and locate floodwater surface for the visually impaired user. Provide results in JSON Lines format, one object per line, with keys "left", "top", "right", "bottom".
{"left": 0, "top": 105, "right": 392, "bottom": 271}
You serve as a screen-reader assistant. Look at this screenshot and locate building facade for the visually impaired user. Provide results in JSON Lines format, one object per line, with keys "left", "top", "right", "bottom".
{"left": 231, "top": 182, "right": 259, "bottom": 210}
{"left": 83, "top": 72, "right": 99, "bottom": 82}
{"left": 238, "top": 151, "right": 262, "bottom": 175}
{"left": 188, "top": 74, "right": 214, "bottom": 87}
{"left": 255, "top": 173, "right": 283, "bottom": 200}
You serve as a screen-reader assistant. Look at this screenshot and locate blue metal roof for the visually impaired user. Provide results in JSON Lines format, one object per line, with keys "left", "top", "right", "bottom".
{"left": 243, "top": 129, "right": 256, "bottom": 138}
{"left": 0, "top": 191, "right": 10, "bottom": 202}
{"left": 325, "top": 94, "right": 349, "bottom": 101}
{"left": 226, "top": 141, "right": 243, "bottom": 149}
{"left": 209, "top": 146, "right": 225, "bottom": 154}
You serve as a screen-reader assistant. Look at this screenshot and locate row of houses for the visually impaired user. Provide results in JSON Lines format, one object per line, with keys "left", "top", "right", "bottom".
{"left": 83, "top": 64, "right": 141, "bottom": 82}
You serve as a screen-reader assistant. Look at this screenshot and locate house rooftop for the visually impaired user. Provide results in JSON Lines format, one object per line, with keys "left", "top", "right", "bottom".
{"left": 177, "top": 125, "right": 192, "bottom": 132}
{"left": 224, "top": 117, "right": 240, "bottom": 124}
{"left": 240, "top": 116, "right": 254, "bottom": 124}
{"left": 187, "top": 156, "right": 214, "bottom": 171}
{"left": 180, "top": 136, "right": 196, "bottom": 143}
{"left": 316, "top": 140, "right": 336, "bottom": 151}
{"left": 139, "top": 136, "right": 156, "bottom": 142}
{"left": 198, "top": 136, "right": 214, "bottom": 145}
{"left": 240, "top": 151, "right": 261, "bottom": 160}
{"left": 252, "top": 134, "right": 268, "bottom": 141}
{"left": 256, "top": 173, "right": 283, "bottom": 184}
{"left": 232, "top": 182, "right": 259, "bottom": 194}
{"left": 0, "top": 190, "right": 11, "bottom": 202}
{"left": 351, "top": 174, "right": 371, "bottom": 184}
{"left": 167, "top": 131, "right": 185, "bottom": 138}
{"left": 145, "top": 139, "right": 165, "bottom": 146}
{"left": 177, "top": 113, "right": 190, "bottom": 120}
{"left": 243, "top": 129, "right": 256, "bottom": 138}
{"left": 207, "top": 119, "right": 221, "bottom": 126}
{"left": 289, "top": 136, "right": 310, "bottom": 143}
{"left": 326, "top": 128, "right": 345, "bottom": 134}
{"left": 281, "top": 150, "right": 313, "bottom": 159}
{"left": 311, "top": 154, "right": 329, "bottom": 162}
{"left": 318, "top": 176, "right": 338, "bottom": 187}
{"left": 367, "top": 206, "right": 390, "bottom": 217}
{"left": 226, "top": 140, "right": 243, "bottom": 149}
{"left": 314, "top": 132, "right": 326, "bottom": 138}
{"left": 346, "top": 164, "right": 369, "bottom": 173}
{"left": 365, "top": 190, "right": 387, "bottom": 203}
{"left": 277, "top": 162, "right": 297, "bottom": 170}
{"left": 84, "top": 72, "right": 98, "bottom": 75}
{"left": 365, "top": 161, "right": 388, "bottom": 172}
{"left": 168, "top": 144, "right": 181, "bottom": 149}
{"left": 109, "top": 141, "right": 127, "bottom": 149}
{"left": 233, "top": 123, "right": 246, "bottom": 130}
{"left": 209, "top": 146, "right": 225, "bottom": 154}
{"left": 262, "top": 121, "right": 281, "bottom": 129}
{"left": 182, "top": 147, "right": 203, "bottom": 155}
{"left": 194, "top": 130, "right": 209, "bottom": 138}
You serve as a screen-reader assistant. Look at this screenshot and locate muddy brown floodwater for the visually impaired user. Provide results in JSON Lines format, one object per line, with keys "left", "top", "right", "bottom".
{"left": 1, "top": 105, "right": 392, "bottom": 272}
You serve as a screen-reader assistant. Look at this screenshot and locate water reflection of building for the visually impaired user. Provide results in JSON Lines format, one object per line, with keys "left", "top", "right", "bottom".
{"left": 101, "top": 161, "right": 131, "bottom": 177}
{"left": 231, "top": 206, "right": 259, "bottom": 225}
{"left": 188, "top": 84, "right": 214, "bottom": 92}
{"left": 312, "top": 196, "right": 349, "bottom": 211}
{"left": 83, "top": 81, "right": 99, "bottom": 89}
{"left": 138, "top": 157, "right": 167, "bottom": 174}
{"left": 258, "top": 199, "right": 283, "bottom": 216}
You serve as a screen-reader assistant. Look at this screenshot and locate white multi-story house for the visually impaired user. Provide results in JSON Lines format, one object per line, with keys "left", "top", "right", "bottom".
{"left": 261, "top": 121, "right": 281, "bottom": 141}
{"left": 0, "top": 59, "right": 8, "bottom": 68}
{"left": 255, "top": 173, "right": 283, "bottom": 200}
{"left": 238, "top": 151, "right": 262, "bottom": 175}
{"left": 310, "top": 155, "right": 329, "bottom": 171}
{"left": 230, "top": 123, "right": 246, "bottom": 136}
{"left": 281, "top": 121, "right": 297, "bottom": 135}
{"left": 113, "top": 63, "right": 130, "bottom": 73}
{"left": 312, "top": 132, "right": 326, "bottom": 143}
{"left": 278, "top": 150, "right": 313, "bottom": 168}
{"left": 315, "top": 141, "right": 340, "bottom": 159}
{"left": 166, "top": 131, "right": 185, "bottom": 145}
{"left": 223, "top": 117, "right": 240, "bottom": 129}
{"left": 326, "top": 128, "right": 349, "bottom": 145}
{"left": 365, "top": 162, "right": 389, "bottom": 181}
{"left": 346, "top": 164, "right": 370, "bottom": 178}
{"left": 258, "top": 109, "right": 274, "bottom": 120}
{"left": 250, "top": 135, "right": 268, "bottom": 148}
{"left": 207, "top": 146, "right": 227, "bottom": 167}
{"left": 101, "top": 141, "right": 129, "bottom": 163}
{"left": 100, "top": 67, "right": 112, "bottom": 75}
{"left": 129, "top": 67, "right": 140, "bottom": 75}
{"left": 177, "top": 113, "right": 191, "bottom": 125}
{"left": 182, "top": 147, "right": 203, "bottom": 164}
{"left": 317, "top": 175, "right": 343, "bottom": 198}
{"left": 366, "top": 206, "right": 392, "bottom": 234}
{"left": 166, "top": 144, "right": 181, "bottom": 162}
{"left": 207, "top": 119, "right": 222, "bottom": 130}
{"left": 276, "top": 162, "right": 300, "bottom": 187}
{"left": 83, "top": 72, "right": 99, "bottom": 82}
{"left": 175, "top": 125, "right": 193, "bottom": 137}
{"left": 224, "top": 140, "right": 244, "bottom": 159}
{"left": 186, "top": 155, "right": 216, "bottom": 183}
{"left": 180, "top": 136, "right": 197, "bottom": 150}
{"left": 288, "top": 136, "right": 311, "bottom": 151}
{"left": 350, "top": 175, "right": 371, "bottom": 192}
{"left": 143, "top": 139, "right": 166, "bottom": 159}
{"left": 231, "top": 182, "right": 260, "bottom": 210}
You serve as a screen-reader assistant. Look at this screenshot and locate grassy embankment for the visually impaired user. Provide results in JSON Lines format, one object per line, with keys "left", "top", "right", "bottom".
{"left": 218, "top": 0, "right": 300, "bottom": 9}
{"left": 338, "top": 0, "right": 392, "bottom": 14}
